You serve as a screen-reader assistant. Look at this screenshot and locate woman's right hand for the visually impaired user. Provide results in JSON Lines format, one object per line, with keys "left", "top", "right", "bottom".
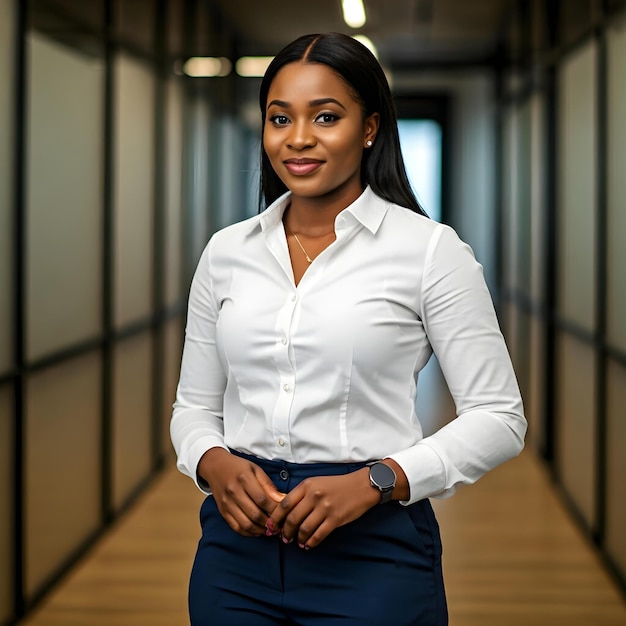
{"left": 197, "top": 447, "right": 285, "bottom": 537}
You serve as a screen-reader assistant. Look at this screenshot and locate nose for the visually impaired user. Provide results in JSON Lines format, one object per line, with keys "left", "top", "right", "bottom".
{"left": 287, "top": 119, "right": 315, "bottom": 150}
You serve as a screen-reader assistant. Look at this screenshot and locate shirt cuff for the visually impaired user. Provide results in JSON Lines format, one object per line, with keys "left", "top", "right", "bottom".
{"left": 177, "top": 437, "right": 229, "bottom": 495}
{"left": 388, "top": 441, "right": 447, "bottom": 505}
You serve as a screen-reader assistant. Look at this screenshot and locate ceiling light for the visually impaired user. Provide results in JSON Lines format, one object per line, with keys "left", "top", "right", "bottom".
{"left": 342, "top": 0, "right": 366, "bottom": 29}
{"left": 236, "top": 56, "right": 275, "bottom": 77}
{"left": 183, "top": 57, "right": 232, "bottom": 77}
{"left": 352, "top": 34, "right": 377, "bottom": 58}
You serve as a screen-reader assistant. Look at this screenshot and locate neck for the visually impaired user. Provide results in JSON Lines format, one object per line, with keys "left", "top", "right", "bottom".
{"left": 285, "top": 186, "right": 363, "bottom": 235}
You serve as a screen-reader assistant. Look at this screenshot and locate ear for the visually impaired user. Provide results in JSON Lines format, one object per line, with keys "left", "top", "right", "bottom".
{"left": 364, "top": 112, "right": 380, "bottom": 147}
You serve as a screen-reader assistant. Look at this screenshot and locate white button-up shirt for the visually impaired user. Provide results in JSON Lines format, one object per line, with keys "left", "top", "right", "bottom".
{"left": 171, "top": 186, "right": 526, "bottom": 505}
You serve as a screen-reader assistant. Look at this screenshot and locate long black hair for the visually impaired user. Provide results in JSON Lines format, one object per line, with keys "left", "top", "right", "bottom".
{"left": 258, "top": 32, "right": 428, "bottom": 217}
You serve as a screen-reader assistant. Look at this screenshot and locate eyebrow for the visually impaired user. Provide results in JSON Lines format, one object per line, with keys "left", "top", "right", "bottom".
{"left": 266, "top": 97, "right": 347, "bottom": 111}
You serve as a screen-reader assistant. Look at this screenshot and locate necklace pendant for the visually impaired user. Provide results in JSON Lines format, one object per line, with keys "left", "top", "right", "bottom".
{"left": 290, "top": 230, "right": 315, "bottom": 264}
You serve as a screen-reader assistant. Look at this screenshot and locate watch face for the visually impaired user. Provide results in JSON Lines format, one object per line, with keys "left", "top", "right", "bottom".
{"left": 370, "top": 462, "right": 396, "bottom": 491}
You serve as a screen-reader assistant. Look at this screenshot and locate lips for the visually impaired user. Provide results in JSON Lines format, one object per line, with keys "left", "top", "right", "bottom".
{"left": 283, "top": 158, "right": 324, "bottom": 175}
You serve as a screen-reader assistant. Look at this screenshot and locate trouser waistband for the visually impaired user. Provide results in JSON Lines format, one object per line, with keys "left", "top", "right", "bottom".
{"left": 229, "top": 448, "right": 370, "bottom": 478}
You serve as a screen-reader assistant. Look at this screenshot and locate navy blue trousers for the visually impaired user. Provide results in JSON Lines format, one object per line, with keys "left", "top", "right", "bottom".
{"left": 189, "top": 452, "right": 448, "bottom": 625}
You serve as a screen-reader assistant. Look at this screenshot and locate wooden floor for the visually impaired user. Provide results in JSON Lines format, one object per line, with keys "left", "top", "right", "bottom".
{"left": 19, "top": 451, "right": 626, "bottom": 626}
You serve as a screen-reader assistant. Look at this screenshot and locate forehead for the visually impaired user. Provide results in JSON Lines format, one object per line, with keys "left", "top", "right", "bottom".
{"left": 266, "top": 61, "right": 358, "bottom": 106}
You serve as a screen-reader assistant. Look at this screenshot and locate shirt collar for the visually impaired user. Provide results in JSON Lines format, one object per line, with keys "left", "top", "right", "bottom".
{"left": 259, "top": 190, "right": 292, "bottom": 233}
{"left": 337, "top": 186, "right": 389, "bottom": 234}
{"left": 258, "top": 186, "right": 390, "bottom": 235}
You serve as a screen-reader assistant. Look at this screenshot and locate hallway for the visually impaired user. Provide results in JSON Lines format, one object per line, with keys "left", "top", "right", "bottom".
{"left": 19, "top": 451, "right": 626, "bottom": 626}
{"left": 3, "top": 1, "right": 626, "bottom": 623}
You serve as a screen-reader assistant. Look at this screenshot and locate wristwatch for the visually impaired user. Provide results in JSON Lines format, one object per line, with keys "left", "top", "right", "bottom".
{"left": 368, "top": 461, "right": 396, "bottom": 504}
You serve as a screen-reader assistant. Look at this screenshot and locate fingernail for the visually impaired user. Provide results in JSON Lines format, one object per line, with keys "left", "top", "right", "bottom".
{"left": 265, "top": 528, "right": 273, "bottom": 537}
{"left": 298, "top": 542, "right": 306, "bottom": 549}
{"left": 281, "top": 534, "right": 292, "bottom": 544}
{"left": 266, "top": 519, "right": 275, "bottom": 532}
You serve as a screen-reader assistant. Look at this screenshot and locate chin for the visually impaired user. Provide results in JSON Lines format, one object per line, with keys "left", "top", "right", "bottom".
{"left": 284, "top": 177, "right": 346, "bottom": 197}
{"left": 282, "top": 179, "right": 330, "bottom": 198}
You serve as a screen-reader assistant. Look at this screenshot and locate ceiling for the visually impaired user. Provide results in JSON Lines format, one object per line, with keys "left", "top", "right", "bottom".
{"left": 212, "top": 0, "right": 516, "bottom": 68}
{"left": 28, "top": 0, "right": 518, "bottom": 70}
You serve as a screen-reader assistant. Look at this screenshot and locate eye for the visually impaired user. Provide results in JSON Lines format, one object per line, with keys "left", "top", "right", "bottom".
{"left": 269, "top": 114, "right": 289, "bottom": 126}
{"left": 315, "top": 112, "right": 339, "bottom": 124}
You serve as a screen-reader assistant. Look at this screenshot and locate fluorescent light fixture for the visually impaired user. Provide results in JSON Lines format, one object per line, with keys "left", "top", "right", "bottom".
{"left": 342, "top": 0, "right": 366, "bottom": 28}
{"left": 352, "top": 34, "right": 377, "bottom": 58}
{"left": 183, "top": 57, "right": 232, "bottom": 77}
{"left": 236, "top": 56, "right": 275, "bottom": 77}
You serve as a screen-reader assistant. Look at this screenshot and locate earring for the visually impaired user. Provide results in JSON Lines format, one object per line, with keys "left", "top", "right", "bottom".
{"left": 366, "top": 140, "right": 373, "bottom": 147}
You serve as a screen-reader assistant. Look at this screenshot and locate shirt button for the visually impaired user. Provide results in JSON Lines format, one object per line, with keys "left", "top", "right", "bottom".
{"left": 278, "top": 438, "right": 285, "bottom": 447}
{"left": 281, "top": 337, "right": 288, "bottom": 345}
{"left": 283, "top": 384, "right": 290, "bottom": 392}
{"left": 291, "top": 294, "right": 297, "bottom": 302}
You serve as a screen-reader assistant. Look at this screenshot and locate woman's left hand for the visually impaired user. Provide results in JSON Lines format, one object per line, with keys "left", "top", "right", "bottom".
{"left": 266, "top": 468, "right": 380, "bottom": 549}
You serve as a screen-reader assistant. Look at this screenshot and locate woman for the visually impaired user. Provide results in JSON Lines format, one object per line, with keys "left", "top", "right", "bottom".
{"left": 171, "top": 32, "right": 526, "bottom": 625}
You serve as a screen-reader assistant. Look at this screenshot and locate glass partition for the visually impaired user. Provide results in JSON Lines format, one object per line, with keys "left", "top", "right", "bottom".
{"left": 556, "top": 333, "right": 597, "bottom": 529}
{"left": 526, "top": 92, "right": 548, "bottom": 452}
{"left": 187, "top": 96, "right": 212, "bottom": 267}
{"left": 516, "top": 100, "right": 532, "bottom": 298}
{"left": 165, "top": 79, "right": 184, "bottom": 307}
{"left": 529, "top": 92, "right": 547, "bottom": 303}
{"left": 502, "top": 106, "right": 519, "bottom": 296}
{"left": 112, "top": 334, "right": 153, "bottom": 510}
{"left": 0, "top": 386, "right": 13, "bottom": 623}
{"left": 607, "top": 22, "right": 626, "bottom": 353}
{"left": 0, "top": 0, "right": 14, "bottom": 374}
{"left": 162, "top": 318, "right": 183, "bottom": 458}
{"left": 557, "top": 41, "right": 597, "bottom": 332}
{"left": 606, "top": 17, "right": 626, "bottom": 585}
{"left": 113, "top": 53, "right": 155, "bottom": 329}
{"left": 528, "top": 316, "right": 546, "bottom": 452}
{"left": 606, "top": 360, "right": 626, "bottom": 581}
{"left": 25, "top": 355, "right": 102, "bottom": 598}
{"left": 26, "top": 32, "right": 103, "bottom": 362}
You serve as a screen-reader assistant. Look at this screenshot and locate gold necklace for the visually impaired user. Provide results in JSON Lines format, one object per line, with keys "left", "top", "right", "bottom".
{"left": 290, "top": 231, "right": 313, "bottom": 263}
{"left": 288, "top": 230, "right": 334, "bottom": 264}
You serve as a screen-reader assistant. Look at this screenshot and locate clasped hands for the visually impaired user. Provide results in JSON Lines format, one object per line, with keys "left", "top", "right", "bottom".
{"left": 197, "top": 447, "right": 382, "bottom": 550}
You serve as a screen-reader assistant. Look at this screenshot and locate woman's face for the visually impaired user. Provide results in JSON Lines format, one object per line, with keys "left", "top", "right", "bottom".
{"left": 263, "top": 61, "right": 378, "bottom": 203}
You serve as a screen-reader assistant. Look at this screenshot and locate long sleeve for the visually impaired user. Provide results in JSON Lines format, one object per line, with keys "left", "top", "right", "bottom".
{"left": 170, "top": 242, "right": 228, "bottom": 493}
{"left": 389, "top": 225, "right": 526, "bottom": 504}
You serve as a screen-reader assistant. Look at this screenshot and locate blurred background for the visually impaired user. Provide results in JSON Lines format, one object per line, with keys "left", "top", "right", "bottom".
{"left": 1, "top": 0, "right": 626, "bottom": 624}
